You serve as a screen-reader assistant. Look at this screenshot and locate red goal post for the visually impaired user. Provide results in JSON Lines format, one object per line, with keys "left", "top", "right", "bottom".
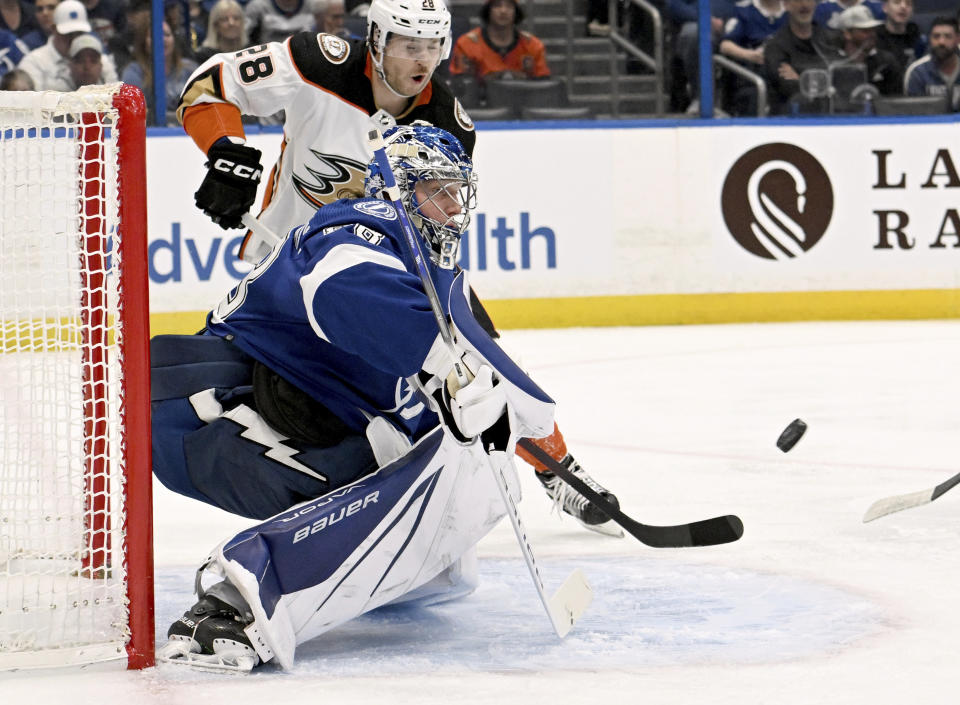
{"left": 0, "top": 84, "right": 154, "bottom": 669}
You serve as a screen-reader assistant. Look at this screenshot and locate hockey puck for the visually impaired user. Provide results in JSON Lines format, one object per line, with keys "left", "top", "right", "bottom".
{"left": 776, "top": 419, "right": 807, "bottom": 452}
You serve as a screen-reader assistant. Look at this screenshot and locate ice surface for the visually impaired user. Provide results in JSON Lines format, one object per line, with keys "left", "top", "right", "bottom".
{"left": 4, "top": 320, "right": 960, "bottom": 704}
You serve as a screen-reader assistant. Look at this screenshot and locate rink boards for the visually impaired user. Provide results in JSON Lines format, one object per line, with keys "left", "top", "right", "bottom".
{"left": 142, "top": 116, "right": 960, "bottom": 331}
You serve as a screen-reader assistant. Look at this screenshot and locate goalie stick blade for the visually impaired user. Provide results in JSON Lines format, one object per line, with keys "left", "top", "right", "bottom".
{"left": 546, "top": 569, "right": 593, "bottom": 638}
{"left": 517, "top": 439, "right": 744, "bottom": 548}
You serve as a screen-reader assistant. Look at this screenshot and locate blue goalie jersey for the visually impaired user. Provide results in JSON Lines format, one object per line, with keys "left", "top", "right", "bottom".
{"left": 206, "top": 198, "right": 458, "bottom": 440}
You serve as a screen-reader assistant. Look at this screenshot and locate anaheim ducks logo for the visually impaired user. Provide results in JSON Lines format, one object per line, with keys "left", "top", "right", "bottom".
{"left": 454, "top": 98, "right": 474, "bottom": 132}
{"left": 319, "top": 33, "right": 349, "bottom": 64}
{"left": 292, "top": 150, "right": 368, "bottom": 208}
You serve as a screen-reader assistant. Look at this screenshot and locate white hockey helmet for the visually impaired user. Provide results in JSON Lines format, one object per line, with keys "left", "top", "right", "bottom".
{"left": 366, "top": 0, "right": 453, "bottom": 63}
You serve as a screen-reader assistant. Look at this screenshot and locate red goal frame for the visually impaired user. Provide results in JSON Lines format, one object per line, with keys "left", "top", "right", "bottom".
{"left": 79, "top": 84, "right": 155, "bottom": 670}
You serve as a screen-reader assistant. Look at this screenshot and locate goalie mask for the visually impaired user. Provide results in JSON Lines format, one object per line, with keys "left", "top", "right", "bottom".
{"left": 364, "top": 124, "right": 477, "bottom": 270}
{"left": 367, "top": 0, "right": 452, "bottom": 98}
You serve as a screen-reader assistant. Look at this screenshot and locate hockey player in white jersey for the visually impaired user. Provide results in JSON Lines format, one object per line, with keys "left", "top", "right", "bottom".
{"left": 176, "top": 0, "right": 621, "bottom": 536}
{"left": 154, "top": 125, "right": 564, "bottom": 671}
{"left": 177, "top": 0, "right": 475, "bottom": 263}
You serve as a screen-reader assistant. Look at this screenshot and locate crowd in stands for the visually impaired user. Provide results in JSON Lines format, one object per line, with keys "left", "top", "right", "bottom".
{"left": 679, "top": 0, "right": 959, "bottom": 114}
{"left": 0, "top": 0, "right": 957, "bottom": 119}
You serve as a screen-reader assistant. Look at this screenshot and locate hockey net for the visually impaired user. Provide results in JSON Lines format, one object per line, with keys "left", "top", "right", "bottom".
{"left": 0, "top": 84, "right": 154, "bottom": 670}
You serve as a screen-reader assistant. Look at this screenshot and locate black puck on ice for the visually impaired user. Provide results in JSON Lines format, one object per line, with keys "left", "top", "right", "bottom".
{"left": 776, "top": 419, "right": 807, "bottom": 452}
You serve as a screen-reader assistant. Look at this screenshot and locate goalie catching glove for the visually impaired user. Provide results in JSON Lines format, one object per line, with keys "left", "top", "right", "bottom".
{"left": 195, "top": 140, "right": 263, "bottom": 229}
{"left": 445, "top": 363, "right": 506, "bottom": 439}
{"left": 418, "top": 350, "right": 508, "bottom": 445}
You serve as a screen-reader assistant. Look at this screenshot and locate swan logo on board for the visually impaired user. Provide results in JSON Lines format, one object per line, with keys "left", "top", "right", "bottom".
{"left": 721, "top": 143, "right": 833, "bottom": 260}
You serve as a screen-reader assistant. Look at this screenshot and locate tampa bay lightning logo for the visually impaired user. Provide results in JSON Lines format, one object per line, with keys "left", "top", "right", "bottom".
{"left": 382, "top": 378, "right": 424, "bottom": 419}
{"left": 354, "top": 201, "right": 398, "bottom": 221}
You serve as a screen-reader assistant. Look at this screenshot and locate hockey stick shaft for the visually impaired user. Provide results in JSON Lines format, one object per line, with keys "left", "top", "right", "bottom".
{"left": 240, "top": 212, "right": 276, "bottom": 258}
{"left": 862, "top": 469, "right": 960, "bottom": 523}
{"left": 932, "top": 471, "right": 960, "bottom": 501}
{"left": 367, "top": 129, "right": 590, "bottom": 637}
{"left": 365, "top": 131, "right": 469, "bottom": 387}
{"left": 517, "top": 438, "right": 744, "bottom": 548}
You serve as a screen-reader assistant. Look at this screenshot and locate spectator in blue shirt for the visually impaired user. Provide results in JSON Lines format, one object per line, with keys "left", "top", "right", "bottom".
{"left": 0, "top": 0, "right": 45, "bottom": 50}
{"left": 903, "top": 16, "right": 960, "bottom": 110}
{"left": 717, "top": 0, "right": 787, "bottom": 114}
{"left": 0, "top": 27, "right": 27, "bottom": 77}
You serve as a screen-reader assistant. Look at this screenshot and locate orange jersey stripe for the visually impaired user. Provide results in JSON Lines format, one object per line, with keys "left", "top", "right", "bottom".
{"left": 182, "top": 102, "right": 246, "bottom": 155}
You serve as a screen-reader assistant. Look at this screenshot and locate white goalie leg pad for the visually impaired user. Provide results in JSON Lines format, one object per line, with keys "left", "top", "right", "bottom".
{"left": 212, "top": 426, "right": 511, "bottom": 669}
{"left": 383, "top": 455, "right": 519, "bottom": 610}
{"left": 384, "top": 544, "right": 479, "bottom": 608}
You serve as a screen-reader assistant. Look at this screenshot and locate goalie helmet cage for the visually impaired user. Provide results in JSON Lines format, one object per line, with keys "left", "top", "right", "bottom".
{"left": 0, "top": 84, "right": 154, "bottom": 670}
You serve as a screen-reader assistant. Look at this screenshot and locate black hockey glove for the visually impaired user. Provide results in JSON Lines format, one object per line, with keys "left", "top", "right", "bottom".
{"left": 194, "top": 141, "right": 263, "bottom": 229}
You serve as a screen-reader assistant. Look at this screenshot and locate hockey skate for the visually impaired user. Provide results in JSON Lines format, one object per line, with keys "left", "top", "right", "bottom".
{"left": 537, "top": 455, "right": 624, "bottom": 538}
{"left": 157, "top": 593, "right": 265, "bottom": 674}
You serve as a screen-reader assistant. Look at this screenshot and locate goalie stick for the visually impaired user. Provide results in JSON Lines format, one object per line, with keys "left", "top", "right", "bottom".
{"left": 365, "top": 128, "right": 591, "bottom": 638}
{"left": 862, "top": 469, "right": 960, "bottom": 523}
{"left": 518, "top": 439, "right": 744, "bottom": 548}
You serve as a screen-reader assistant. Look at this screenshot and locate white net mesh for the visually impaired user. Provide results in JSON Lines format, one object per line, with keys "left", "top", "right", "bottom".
{"left": 0, "top": 85, "right": 134, "bottom": 668}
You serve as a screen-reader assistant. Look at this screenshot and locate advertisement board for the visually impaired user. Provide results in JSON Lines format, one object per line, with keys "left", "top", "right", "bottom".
{"left": 146, "top": 120, "right": 960, "bottom": 332}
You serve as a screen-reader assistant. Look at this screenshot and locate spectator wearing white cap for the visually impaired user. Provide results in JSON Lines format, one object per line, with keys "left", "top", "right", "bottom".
{"left": 67, "top": 32, "right": 105, "bottom": 88}
{"left": 836, "top": 4, "right": 902, "bottom": 96}
{"left": 814, "top": 0, "right": 884, "bottom": 31}
{"left": 18, "top": 0, "right": 117, "bottom": 90}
